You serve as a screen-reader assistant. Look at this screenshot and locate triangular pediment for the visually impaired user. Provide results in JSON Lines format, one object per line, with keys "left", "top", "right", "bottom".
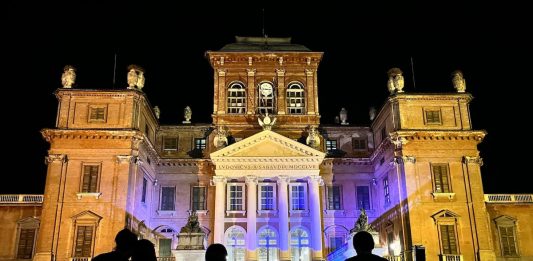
{"left": 210, "top": 130, "right": 325, "bottom": 158}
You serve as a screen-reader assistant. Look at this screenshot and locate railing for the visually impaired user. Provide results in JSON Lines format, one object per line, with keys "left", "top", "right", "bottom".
{"left": 440, "top": 254, "right": 463, "bottom": 261}
{"left": 0, "top": 194, "right": 44, "bottom": 204}
{"left": 70, "top": 257, "right": 91, "bottom": 261}
{"left": 157, "top": 257, "right": 175, "bottom": 261}
{"left": 484, "top": 194, "right": 533, "bottom": 203}
{"left": 384, "top": 255, "right": 403, "bottom": 261}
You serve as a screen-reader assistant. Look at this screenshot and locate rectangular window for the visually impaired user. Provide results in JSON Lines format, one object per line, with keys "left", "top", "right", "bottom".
{"left": 329, "top": 237, "right": 344, "bottom": 253}
{"left": 17, "top": 228, "right": 36, "bottom": 259}
{"left": 260, "top": 185, "right": 275, "bottom": 210}
{"left": 425, "top": 110, "right": 441, "bottom": 124}
{"left": 81, "top": 165, "right": 99, "bottom": 193}
{"left": 228, "top": 185, "right": 244, "bottom": 211}
{"left": 158, "top": 238, "right": 172, "bottom": 257}
{"left": 440, "top": 225, "right": 458, "bottom": 255}
{"left": 433, "top": 164, "right": 451, "bottom": 193}
{"left": 191, "top": 186, "right": 206, "bottom": 211}
{"left": 163, "top": 137, "right": 178, "bottom": 151}
{"left": 383, "top": 178, "right": 390, "bottom": 205}
{"left": 141, "top": 177, "right": 147, "bottom": 203}
{"left": 74, "top": 226, "right": 93, "bottom": 257}
{"left": 291, "top": 184, "right": 306, "bottom": 211}
{"left": 195, "top": 138, "right": 206, "bottom": 150}
{"left": 326, "top": 140, "right": 337, "bottom": 152}
{"left": 357, "top": 186, "right": 371, "bottom": 210}
{"left": 89, "top": 106, "right": 106, "bottom": 122}
{"left": 160, "top": 187, "right": 175, "bottom": 211}
{"left": 327, "top": 186, "right": 342, "bottom": 210}
{"left": 352, "top": 138, "right": 367, "bottom": 150}
{"left": 499, "top": 226, "right": 518, "bottom": 256}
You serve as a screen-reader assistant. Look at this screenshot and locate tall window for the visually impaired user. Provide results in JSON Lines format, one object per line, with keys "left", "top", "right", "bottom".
{"left": 290, "top": 228, "right": 310, "bottom": 261}
{"left": 227, "top": 184, "right": 244, "bottom": 211}
{"left": 259, "top": 184, "right": 276, "bottom": 211}
{"left": 191, "top": 186, "right": 206, "bottom": 211}
{"left": 327, "top": 185, "right": 342, "bottom": 210}
{"left": 160, "top": 187, "right": 175, "bottom": 211}
{"left": 158, "top": 238, "right": 172, "bottom": 257}
{"left": 326, "top": 140, "right": 337, "bottom": 153}
{"left": 258, "top": 82, "right": 275, "bottom": 114}
{"left": 226, "top": 226, "right": 246, "bottom": 261}
{"left": 352, "top": 138, "right": 367, "bottom": 150}
{"left": 495, "top": 216, "right": 518, "bottom": 257}
{"left": 357, "top": 186, "right": 371, "bottom": 210}
{"left": 163, "top": 137, "right": 178, "bottom": 151}
{"left": 89, "top": 106, "right": 106, "bottom": 122}
{"left": 81, "top": 165, "right": 99, "bottom": 193}
{"left": 425, "top": 110, "right": 441, "bottom": 124}
{"left": 17, "top": 228, "right": 36, "bottom": 259}
{"left": 440, "top": 225, "right": 458, "bottom": 254}
{"left": 290, "top": 184, "right": 306, "bottom": 211}
{"left": 227, "top": 82, "right": 246, "bottom": 114}
{"left": 383, "top": 178, "right": 390, "bottom": 205}
{"left": 73, "top": 226, "right": 94, "bottom": 257}
{"left": 258, "top": 227, "right": 278, "bottom": 261}
{"left": 141, "top": 177, "right": 147, "bottom": 203}
{"left": 195, "top": 138, "right": 206, "bottom": 150}
{"left": 432, "top": 164, "right": 451, "bottom": 193}
{"left": 287, "top": 82, "right": 305, "bottom": 114}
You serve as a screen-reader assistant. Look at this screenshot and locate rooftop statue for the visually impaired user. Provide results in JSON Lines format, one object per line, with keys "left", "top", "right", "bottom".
{"left": 61, "top": 65, "right": 76, "bottom": 88}
{"left": 258, "top": 113, "right": 276, "bottom": 130}
{"left": 127, "top": 65, "right": 144, "bottom": 90}
{"left": 214, "top": 126, "right": 228, "bottom": 148}
{"left": 387, "top": 68, "right": 405, "bottom": 94}
{"left": 452, "top": 70, "right": 466, "bottom": 93}
{"left": 183, "top": 106, "right": 192, "bottom": 123}
{"left": 153, "top": 106, "right": 160, "bottom": 119}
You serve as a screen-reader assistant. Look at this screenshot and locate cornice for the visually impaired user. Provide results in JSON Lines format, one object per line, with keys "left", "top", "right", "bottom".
{"left": 392, "top": 130, "right": 486, "bottom": 143}
{"left": 388, "top": 93, "right": 473, "bottom": 102}
{"left": 41, "top": 129, "right": 142, "bottom": 142}
{"left": 331, "top": 158, "right": 373, "bottom": 166}
{"left": 157, "top": 159, "right": 211, "bottom": 167}
{"left": 54, "top": 88, "right": 145, "bottom": 100}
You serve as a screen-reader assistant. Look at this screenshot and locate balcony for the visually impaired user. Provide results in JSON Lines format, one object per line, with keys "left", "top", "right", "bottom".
{"left": 0, "top": 194, "right": 43, "bottom": 204}
{"left": 384, "top": 255, "right": 403, "bottom": 261}
{"left": 440, "top": 254, "right": 463, "bottom": 261}
{"left": 70, "top": 258, "right": 91, "bottom": 261}
{"left": 157, "top": 257, "right": 175, "bottom": 261}
{"left": 484, "top": 194, "right": 533, "bottom": 203}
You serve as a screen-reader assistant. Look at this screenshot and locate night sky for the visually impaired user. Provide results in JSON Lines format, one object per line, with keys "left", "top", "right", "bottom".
{"left": 4, "top": 3, "right": 530, "bottom": 194}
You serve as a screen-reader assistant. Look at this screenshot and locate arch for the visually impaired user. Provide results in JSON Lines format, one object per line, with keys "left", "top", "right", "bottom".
{"left": 323, "top": 225, "right": 348, "bottom": 255}
{"left": 257, "top": 225, "right": 279, "bottom": 261}
{"left": 227, "top": 81, "right": 246, "bottom": 114}
{"left": 286, "top": 81, "right": 305, "bottom": 114}
{"left": 290, "top": 226, "right": 311, "bottom": 261}
{"left": 225, "top": 225, "right": 246, "bottom": 261}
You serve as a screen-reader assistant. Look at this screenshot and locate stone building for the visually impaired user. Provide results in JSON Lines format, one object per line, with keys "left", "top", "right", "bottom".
{"left": 0, "top": 37, "right": 532, "bottom": 261}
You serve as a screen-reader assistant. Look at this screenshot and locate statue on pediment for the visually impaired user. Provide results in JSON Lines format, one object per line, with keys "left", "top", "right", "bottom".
{"left": 61, "top": 65, "right": 76, "bottom": 88}
{"left": 258, "top": 113, "right": 276, "bottom": 130}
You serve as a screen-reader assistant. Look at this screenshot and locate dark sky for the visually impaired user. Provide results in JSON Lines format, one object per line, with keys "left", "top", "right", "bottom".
{"left": 3, "top": 3, "right": 531, "bottom": 194}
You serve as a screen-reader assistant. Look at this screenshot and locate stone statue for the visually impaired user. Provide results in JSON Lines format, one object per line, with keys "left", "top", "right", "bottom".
{"left": 340, "top": 108, "right": 349, "bottom": 125}
{"left": 127, "top": 65, "right": 144, "bottom": 90}
{"left": 258, "top": 113, "right": 277, "bottom": 130}
{"left": 334, "top": 116, "right": 340, "bottom": 124}
{"left": 176, "top": 210, "right": 206, "bottom": 251}
{"left": 153, "top": 106, "right": 160, "bottom": 119}
{"left": 387, "top": 68, "right": 405, "bottom": 94}
{"left": 214, "top": 126, "right": 228, "bottom": 148}
{"left": 351, "top": 208, "right": 375, "bottom": 233}
{"left": 306, "top": 126, "right": 321, "bottom": 149}
{"left": 61, "top": 65, "right": 76, "bottom": 88}
{"left": 183, "top": 106, "right": 192, "bottom": 123}
{"left": 452, "top": 70, "right": 466, "bottom": 93}
{"left": 136, "top": 71, "right": 145, "bottom": 90}
{"left": 369, "top": 107, "right": 376, "bottom": 121}
{"left": 180, "top": 210, "right": 202, "bottom": 233}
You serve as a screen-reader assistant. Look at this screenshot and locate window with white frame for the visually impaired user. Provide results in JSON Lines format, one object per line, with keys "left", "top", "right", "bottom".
{"left": 227, "top": 82, "right": 246, "bottom": 114}
{"left": 259, "top": 183, "right": 276, "bottom": 211}
{"left": 326, "top": 140, "right": 337, "bottom": 152}
{"left": 225, "top": 226, "right": 246, "bottom": 261}
{"left": 326, "top": 185, "right": 342, "bottom": 210}
{"left": 191, "top": 186, "right": 206, "bottom": 211}
{"left": 494, "top": 216, "right": 519, "bottom": 257}
{"left": 287, "top": 82, "right": 305, "bottom": 114}
{"left": 383, "top": 178, "right": 390, "bottom": 205}
{"left": 432, "top": 164, "right": 451, "bottom": 193}
{"left": 160, "top": 187, "right": 175, "bottom": 211}
{"left": 357, "top": 186, "right": 371, "bottom": 210}
{"left": 194, "top": 138, "right": 206, "bottom": 150}
{"left": 258, "top": 81, "right": 275, "bottom": 114}
{"left": 227, "top": 183, "right": 245, "bottom": 212}
{"left": 258, "top": 226, "right": 278, "bottom": 261}
{"left": 290, "top": 183, "right": 307, "bottom": 211}
{"left": 290, "top": 227, "right": 310, "bottom": 261}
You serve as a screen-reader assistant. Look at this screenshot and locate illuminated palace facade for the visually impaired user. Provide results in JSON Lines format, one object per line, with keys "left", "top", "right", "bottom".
{"left": 1, "top": 37, "right": 533, "bottom": 261}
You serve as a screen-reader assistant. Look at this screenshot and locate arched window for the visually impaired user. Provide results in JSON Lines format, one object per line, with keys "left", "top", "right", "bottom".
{"left": 290, "top": 227, "right": 310, "bottom": 261}
{"left": 258, "top": 81, "right": 275, "bottom": 114}
{"left": 225, "top": 226, "right": 246, "bottom": 261}
{"left": 227, "top": 82, "right": 246, "bottom": 114}
{"left": 287, "top": 82, "right": 305, "bottom": 114}
{"left": 258, "top": 226, "right": 278, "bottom": 261}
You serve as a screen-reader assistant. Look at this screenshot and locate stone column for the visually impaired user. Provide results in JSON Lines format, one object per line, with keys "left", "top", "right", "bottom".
{"left": 212, "top": 176, "right": 227, "bottom": 243}
{"left": 305, "top": 69, "right": 316, "bottom": 115}
{"left": 247, "top": 69, "right": 256, "bottom": 114}
{"left": 217, "top": 69, "right": 227, "bottom": 114}
{"left": 276, "top": 69, "right": 286, "bottom": 115}
{"left": 277, "top": 175, "right": 290, "bottom": 260}
{"left": 245, "top": 176, "right": 258, "bottom": 260}
{"left": 308, "top": 176, "right": 324, "bottom": 260}
{"left": 34, "top": 154, "right": 67, "bottom": 261}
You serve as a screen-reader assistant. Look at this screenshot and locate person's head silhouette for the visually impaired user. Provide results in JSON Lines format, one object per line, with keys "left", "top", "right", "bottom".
{"left": 205, "top": 243, "right": 227, "bottom": 261}
{"left": 115, "top": 228, "right": 138, "bottom": 253}
{"left": 132, "top": 239, "right": 157, "bottom": 261}
{"left": 353, "top": 231, "right": 375, "bottom": 255}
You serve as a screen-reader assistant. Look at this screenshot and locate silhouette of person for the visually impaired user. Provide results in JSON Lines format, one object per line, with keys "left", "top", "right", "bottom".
{"left": 345, "top": 231, "right": 387, "bottom": 261}
{"left": 205, "top": 243, "right": 228, "bottom": 261}
{"left": 93, "top": 228, "right": 138, "bottom": 261}
{"left": 132, "top": 239, "right": 157, "bottom": 261}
